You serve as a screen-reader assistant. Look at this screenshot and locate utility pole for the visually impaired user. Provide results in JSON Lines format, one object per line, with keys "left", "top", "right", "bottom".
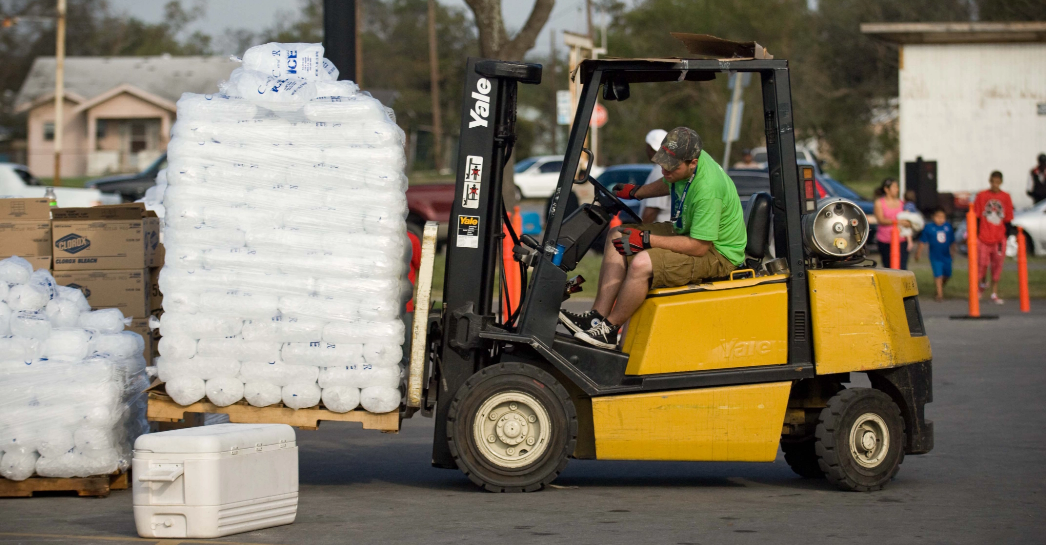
{"left": 549, "top": 29, "right": 556, "bottom": 154}
{"left": 355, "top": 0, "right": 363, "bottom": 85}
{"left": 586, "top": 0, "right": 593, "bottom": 39}
{"left": 427, "top": 0, "right": 443, "bottom": 171}
{"left": 323, "top": 0, "right": 358, "bottom": 84}
{"left": 53, "top": 0, "right": 65, "bottom": 186}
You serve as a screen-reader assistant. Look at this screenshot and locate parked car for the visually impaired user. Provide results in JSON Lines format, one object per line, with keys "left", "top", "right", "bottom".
{"left": 727, "top": 169, "right": 773, "bottom": 208}
{"left": 1013, "top": 199, "right": 1046, "bottom": 255}
{"left": 751, "top": 145, "right": 822, "bottom": 170}
{"left": 0, "top": 163, "right": 118, "bottom": 207}
{"left": 406, "top": 182, "right": 456, "bottom": 245}
{"left": 514, "top": 155, "right": 604, "bottom": 199}
{"left": 594, "top": 163, "right": 657, "bottom": 216}
{"left": 85, "top": 153, "right": 167, "bottom": 202}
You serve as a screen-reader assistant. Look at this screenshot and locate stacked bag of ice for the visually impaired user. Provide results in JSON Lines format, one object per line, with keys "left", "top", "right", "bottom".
{"left": 158, "top": 42, "right": 409, "bottom": 415}
{"left": 0, "top": 256, "right": 149, "bottom": 481}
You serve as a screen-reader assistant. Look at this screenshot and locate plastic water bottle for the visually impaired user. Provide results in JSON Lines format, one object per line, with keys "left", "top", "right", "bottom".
{"left": 44, "top": 187, "right": 57, "bottom": 207}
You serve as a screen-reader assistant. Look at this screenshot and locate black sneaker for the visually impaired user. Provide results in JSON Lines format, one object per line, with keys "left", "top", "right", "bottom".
{"left": 558, "top": 309, "right": 603, "bottom": 335}
{"left": 575, "top": 321, "right": 620, "bottom": 350}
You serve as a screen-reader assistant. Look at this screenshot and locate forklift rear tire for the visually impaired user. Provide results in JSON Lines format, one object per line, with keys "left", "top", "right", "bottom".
{"left": 446, "top": 362, "right": 577, "bottom": 492}
{"left": 815, "top": 388, "right": 906, "bottom": 492}
{"left": 781, "top": 436, "right": 824, "bottom": 479}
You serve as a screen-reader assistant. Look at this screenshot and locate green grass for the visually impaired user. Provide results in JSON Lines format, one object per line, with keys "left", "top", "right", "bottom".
{"left": 908, "top": 255, "right": 1046, "bottom": 300}
{"left": 37, "top": 176, "right": 92, "bottom": 188}
{"left": 408, "top": 170, "right": 455, "bottom": 185}
{"left": 845, "top": 179, "right": 880, "bottom": 200}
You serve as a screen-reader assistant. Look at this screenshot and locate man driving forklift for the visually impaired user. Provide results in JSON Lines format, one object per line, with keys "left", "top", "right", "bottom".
{"left": 559, "top": 127, "right": 748, "bottom": 349}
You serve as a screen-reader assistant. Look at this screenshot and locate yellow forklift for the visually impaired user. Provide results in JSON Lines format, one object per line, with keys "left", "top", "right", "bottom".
{"left": 414, "top": 36, "right": 933, "bottom": 493}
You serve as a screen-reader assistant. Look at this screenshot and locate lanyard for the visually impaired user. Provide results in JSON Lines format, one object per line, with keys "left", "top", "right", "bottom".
{"left": 671, "top": 169, "right": 698, "bottom": 230}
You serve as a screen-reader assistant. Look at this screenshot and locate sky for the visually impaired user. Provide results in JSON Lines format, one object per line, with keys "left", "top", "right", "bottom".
{"left": 107, "top": 0, "right": 602, "bottom": 56}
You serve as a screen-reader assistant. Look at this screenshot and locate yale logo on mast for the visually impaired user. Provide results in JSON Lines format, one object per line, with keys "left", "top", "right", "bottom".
{"left": 468, "top": 78, "right": 492, "bottom": 128}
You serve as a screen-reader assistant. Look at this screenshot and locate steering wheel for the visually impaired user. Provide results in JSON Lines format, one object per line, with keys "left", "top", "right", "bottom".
{"left": 589, "top": 175, "right": 643, "bottom": 224}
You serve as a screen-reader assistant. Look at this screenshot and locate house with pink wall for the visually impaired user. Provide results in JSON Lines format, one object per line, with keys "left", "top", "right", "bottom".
{"left": 14, "top": 55, "right": 238, "bottom": 177}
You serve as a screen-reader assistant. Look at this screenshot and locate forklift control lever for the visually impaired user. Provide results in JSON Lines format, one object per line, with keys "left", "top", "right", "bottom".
{"left": 563, "top": 275, "right": 586, "bottom": 300}
{"left": 513, "top": 234, "right": 540, "bottom": 266}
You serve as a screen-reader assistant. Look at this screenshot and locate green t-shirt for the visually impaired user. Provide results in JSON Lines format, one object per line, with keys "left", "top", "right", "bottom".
{"left": 667, "top": 150, "right": 747, "bottom": 266}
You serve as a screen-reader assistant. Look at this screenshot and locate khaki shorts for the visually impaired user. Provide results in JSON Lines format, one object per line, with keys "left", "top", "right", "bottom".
{"left": 619, "top": 222, "right": 737, "bottom": 289}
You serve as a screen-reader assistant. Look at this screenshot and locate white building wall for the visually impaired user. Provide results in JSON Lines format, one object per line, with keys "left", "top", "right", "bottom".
{"left": 899, "top": 43, "right": 1046, "bottom": 209}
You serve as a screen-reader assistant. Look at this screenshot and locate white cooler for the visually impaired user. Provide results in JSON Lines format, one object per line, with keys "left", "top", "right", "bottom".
{"left": 133, "top": 423, "right": 299, "bottom": 539}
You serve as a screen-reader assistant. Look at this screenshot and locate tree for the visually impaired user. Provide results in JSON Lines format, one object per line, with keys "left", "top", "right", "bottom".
{"left": 463, "top": 0, "right": 555, "bottom": 61}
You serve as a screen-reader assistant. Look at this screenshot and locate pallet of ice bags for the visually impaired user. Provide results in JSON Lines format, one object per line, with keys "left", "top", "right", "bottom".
{"left": 155, "top": 42, "right": 409, "bottom": 415}
{"left": 0, "top": 256, "right": 149, "bottom": 482}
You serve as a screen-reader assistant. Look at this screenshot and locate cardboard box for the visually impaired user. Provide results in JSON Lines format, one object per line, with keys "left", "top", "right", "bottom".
{"left": 53, "top": 269, "right": 150, "bottom": 318}
{"left": 51, "top": 204, "right": 162, "bottom": 271}
{"left": 127, "top": 318, "right": 154, "bottom": 364}
{"left": 148, "top": 266, "right": 163, "bottom": 318}
{"left": 0, "top": 198, "right": 52, "bottom": 269}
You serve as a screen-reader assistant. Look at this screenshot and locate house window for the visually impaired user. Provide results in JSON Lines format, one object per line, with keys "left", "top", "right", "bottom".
{"left": 43, "top": 122, "right": 54, "bottom": 141}
{"left": 96, "top": 120, "right": 106, "bottom": 139}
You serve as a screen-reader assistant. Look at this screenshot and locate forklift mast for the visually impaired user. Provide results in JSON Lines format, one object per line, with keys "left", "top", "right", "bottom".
{"left": 431, "top": 58, "right": 542, "bottom": 468}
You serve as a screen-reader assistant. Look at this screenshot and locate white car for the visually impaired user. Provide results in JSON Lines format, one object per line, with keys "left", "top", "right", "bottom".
{"left": 1013, "top": 199, "right": 1046, "bottom": 255}
{"left": 749, "top": 146, "right": 821, "bottom": 170}
{"left": 513, "top": 155, "right": 604, "bottom": 199}
{"left": 0, "top": 163, "right": 120, "bottom": 207}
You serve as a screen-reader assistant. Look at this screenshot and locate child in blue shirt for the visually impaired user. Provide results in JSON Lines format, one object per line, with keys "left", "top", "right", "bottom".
{"left": 916, "top": 208, "right": 955, "bottom": 302}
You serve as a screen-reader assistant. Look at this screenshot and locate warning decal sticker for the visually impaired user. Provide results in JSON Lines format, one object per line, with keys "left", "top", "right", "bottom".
{"left": 456, "top": 215, "right": 480, "bottom": 248}
{"left": 461, "top": 155, "right": 483, "bottom": 209}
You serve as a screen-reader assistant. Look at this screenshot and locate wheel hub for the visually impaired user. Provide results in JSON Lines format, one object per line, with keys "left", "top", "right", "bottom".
{"left": 473, "top": 391, "right": 551, "bottom": 469}
{"left": 849, "top": 412, "right": 890, "bottom": 468}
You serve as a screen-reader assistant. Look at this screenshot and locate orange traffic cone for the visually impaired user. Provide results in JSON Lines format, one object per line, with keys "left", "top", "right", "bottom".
{"left": 1018, "top": 226, "right": 1030, "bottom": 313}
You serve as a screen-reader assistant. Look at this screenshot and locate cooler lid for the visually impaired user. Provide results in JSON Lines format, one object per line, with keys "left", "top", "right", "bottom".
{"left": 134, "top": 423, "right": 296, "bottom": 454}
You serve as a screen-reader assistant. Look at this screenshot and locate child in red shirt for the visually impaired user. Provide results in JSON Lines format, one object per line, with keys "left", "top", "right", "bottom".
{"left": 972, "top": 171, "right": 1013, "bottom": 304}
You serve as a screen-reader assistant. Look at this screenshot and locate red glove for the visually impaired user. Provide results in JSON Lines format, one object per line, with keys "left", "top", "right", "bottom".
{"left": 613, "top": 183, "right": 639, "bottom": 200}
{"left": 613, "top": 228, "right": 651, "bottom": 256}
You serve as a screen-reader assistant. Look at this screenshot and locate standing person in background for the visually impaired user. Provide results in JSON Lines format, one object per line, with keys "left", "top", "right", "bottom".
{"left": 874, "top": 178, "right": 911, "bottom": 269}
{"left": 974, "top": 171, "right": 1014, "bottom": 305}
{"left": 1028, "top": 153, "right": 1046, "bottom": 204}
{"left": 639, "top": 129, "right": 671, "bottom": 224}
{"left": 733, "top": 148, "right": 760, "bottom": 169}
{"left": 915, "top": 207, "right": 955, "bottom": 302}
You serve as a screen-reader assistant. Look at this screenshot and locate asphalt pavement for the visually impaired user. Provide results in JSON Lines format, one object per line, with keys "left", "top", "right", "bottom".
{"left": 1, "top": 299, "right": 1044, "bottom": 544}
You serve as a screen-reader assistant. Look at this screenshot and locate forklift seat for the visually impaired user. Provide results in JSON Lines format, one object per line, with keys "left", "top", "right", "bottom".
{"left": 644, "top": 191, "right": 775, "bottom": 298}
{"left": 743, "top": 192, "right": 772, "bottom": 270}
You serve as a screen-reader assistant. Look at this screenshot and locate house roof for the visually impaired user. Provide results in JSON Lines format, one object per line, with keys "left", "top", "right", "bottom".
{"left": 861, "top": 21, "right": 1046, "bottom": 45}
{"left": 15, "top": 55, "right": 239, "bottom": 110}
{"left": 70, "top": 83, "right": 178, "bottom": 115}
{"left": 14, "top": 91, "right": 87, "bottom": 113}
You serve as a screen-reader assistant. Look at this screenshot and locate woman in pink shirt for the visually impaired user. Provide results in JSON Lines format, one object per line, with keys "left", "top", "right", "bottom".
{"left": 874, "top": 178, "right": 911, "bottom": 269}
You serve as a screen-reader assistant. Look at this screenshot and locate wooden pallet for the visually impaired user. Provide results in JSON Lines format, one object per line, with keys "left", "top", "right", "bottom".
{"left": 147, "top": 390, "right": 400, "bottom": 432}
{"left": 0, "top": 471, "right": 129, "bottom": 498}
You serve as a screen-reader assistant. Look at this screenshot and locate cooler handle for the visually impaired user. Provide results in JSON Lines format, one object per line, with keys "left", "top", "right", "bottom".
{"left": 138, "top": 465, "right": 184, "bottom": 482}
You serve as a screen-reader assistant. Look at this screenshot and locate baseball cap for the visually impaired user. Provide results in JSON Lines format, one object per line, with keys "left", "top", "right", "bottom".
{"left": 645, "top": 129, "right": 668, "bottom": 151}
{"left": 652, "top": 127, "right": 702, "bottom": 171}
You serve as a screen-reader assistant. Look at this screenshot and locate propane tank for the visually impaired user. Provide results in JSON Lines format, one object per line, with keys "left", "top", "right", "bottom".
{"left": 802, "top": 197, "right": 869, "bottom": 259}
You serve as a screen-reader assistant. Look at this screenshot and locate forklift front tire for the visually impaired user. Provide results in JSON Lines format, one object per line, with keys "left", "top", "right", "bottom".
{"left": 815, "top": 388, "right": 906, "bottom": 492}
{"left": 446, "top": 362, "right": 577, "bottom": 492}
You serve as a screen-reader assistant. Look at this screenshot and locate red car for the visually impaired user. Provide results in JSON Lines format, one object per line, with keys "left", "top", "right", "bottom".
{"left": 406, "top": 182, "right": 456, "bottom": 244}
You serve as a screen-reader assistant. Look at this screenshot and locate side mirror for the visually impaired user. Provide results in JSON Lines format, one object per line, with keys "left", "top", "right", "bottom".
{"left": 603, "top": 79, "right": 630, "bottom": 101}
{"left": 576, "top": 148, "right": 594, "bottom": 184}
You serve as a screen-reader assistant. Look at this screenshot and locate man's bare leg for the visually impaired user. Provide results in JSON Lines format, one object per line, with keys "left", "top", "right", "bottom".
{"left": 606, "top": 251, "right": 653, "bottom": 325}
{"left": 592, "top": 226, "right": 628, "bottom": 317}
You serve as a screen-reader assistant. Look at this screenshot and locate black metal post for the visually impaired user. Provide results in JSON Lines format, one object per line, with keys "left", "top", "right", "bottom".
{"left": 761, "top": 66, "right": 813, "bottom": 367}
{"left": 323, "top": 0, "right": 357, "bottom": 81}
